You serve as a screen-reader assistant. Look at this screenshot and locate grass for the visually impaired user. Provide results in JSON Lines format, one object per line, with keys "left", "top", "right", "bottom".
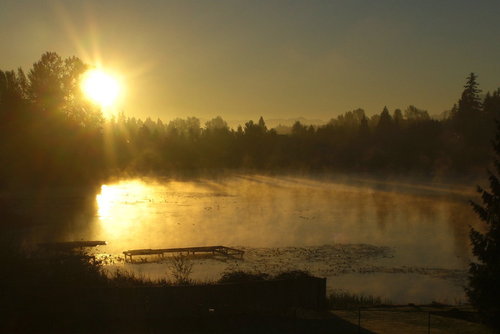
{"left": 328, "top": 289, "right": 391, "bottom": 309}
{"left": 218, "top": 269, "right": 315, "bottom": 283}
{"left": 107, "top": 268, "right": 171, "bottom": 286}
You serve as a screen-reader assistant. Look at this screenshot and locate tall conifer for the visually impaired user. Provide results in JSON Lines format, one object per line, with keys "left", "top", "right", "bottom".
{"left": 468, "top": 121, "right": 500, "bottom": 332}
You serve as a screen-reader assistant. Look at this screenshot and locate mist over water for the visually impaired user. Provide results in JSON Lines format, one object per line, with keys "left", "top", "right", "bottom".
{"left": 91, "top": 175, "right": 478, "bottom": 267}
{"left": 15, "top": 174, "right": 480, "bottom": 304}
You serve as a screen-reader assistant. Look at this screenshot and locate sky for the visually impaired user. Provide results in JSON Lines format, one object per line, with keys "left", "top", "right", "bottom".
{"left": 1, "top": 0, "right": 499, "bottom": 123}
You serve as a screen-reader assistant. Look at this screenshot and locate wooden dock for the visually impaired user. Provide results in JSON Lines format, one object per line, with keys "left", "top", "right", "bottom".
{"left": 39, "top": 241, "right": 107, "bottom": 251}
{"left": 123, "top": 245, "right": 244, "bottom": 262}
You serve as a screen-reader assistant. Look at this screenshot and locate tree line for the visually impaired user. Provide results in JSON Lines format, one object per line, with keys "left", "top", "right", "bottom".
{"left": 1, "top": 53, "right": 500, "bottom": 187}
{"left": 101, "top": 74, "right": 500, "bottom": 178}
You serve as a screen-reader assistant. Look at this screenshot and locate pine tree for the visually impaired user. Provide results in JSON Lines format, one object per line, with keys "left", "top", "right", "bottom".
{"left": 459, "top": 72, "right": 482, "bottom": 115}
{"left": 468, "top": 121, "right": 500, "bottom": 332}
{"left": 453, "top": 73, "right": 486, "bottom": 147}
{"left": 358, "top": 116, "right": 370, "bottom": 138}
{"left": 258, "top": 116, "right": 267, "bottom": 132}
{"left": 483, "top": 89, "right": 500, "bottom": 122}
{"left": 393, "top": 108, "right": 403, "bottom": 126}
{"left": 377, "top": 106, "right": 393, "bottom": 131}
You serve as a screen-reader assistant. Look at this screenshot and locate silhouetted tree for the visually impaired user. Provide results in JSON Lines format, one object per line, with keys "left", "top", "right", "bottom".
{"left": 453, "top": 73, "right": 484, "bottom": 144}
{"left": 484, "top": 89, "right": 500, "bottom": 123}
{"left": 459, "top": 72, "right": 482, "bottom": 115}
{"left": 199, "top": 116, "right": 234, "bottom": 168}
{"left": 404, "top": 105, "right": 430, "bottom": 122}
{"left": 244, "top": 117, "right": 268, "bottom": 137}
{"left": 358, "top": 116, "right": 370, "bottom": 137}
{"left": 6, "top": 55, "right": 496, "bottom": 178}
{"left": 445, "top": 73, "right": 494, "bottom": 173}
{"left": 205, "top": 116, "right": 229, "bottom": 132}
{"left": 393, "top": 108, "right": 403, "bottom": 126}
{"left": 258, "top": 116, "right": 267, "bottom": 132}
{"left": 0, "top": 69, "right": 27, "bottom": 129}
{"left": 167, "top": 117, "right": 201, "bottom": 139}
{"left": 291, "top": 121, "right": 307, "bottom": 136}
{"left": 377, "top": 106, "right": 393, "bottom": 131}
{"left": 0, "top": 52, "right": 105, "bottom": 187}
{"left": 468, "top": 121, "right": 500, "bottom": 332}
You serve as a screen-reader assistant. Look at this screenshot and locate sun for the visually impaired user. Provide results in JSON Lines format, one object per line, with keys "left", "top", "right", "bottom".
{"left": 81, "top": 69, "right": 121, "bottom": 108}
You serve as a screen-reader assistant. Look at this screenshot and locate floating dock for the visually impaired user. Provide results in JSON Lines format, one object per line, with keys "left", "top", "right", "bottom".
{"left": 123, "top": 245, "right": 244, "bottom": 262}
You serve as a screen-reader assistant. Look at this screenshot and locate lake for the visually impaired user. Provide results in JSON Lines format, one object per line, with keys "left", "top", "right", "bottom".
{"left": 21, "top": 174, "right": 483, "bottom": 304}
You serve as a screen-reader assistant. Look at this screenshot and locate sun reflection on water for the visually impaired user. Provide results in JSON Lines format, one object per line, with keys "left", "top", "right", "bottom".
{"left": 89, "top": 175, "right": 480, "bottom": 304}
{"left": 95, "top": 180, "right": 153, "bottom": 243}
{"left": 96, "top": 185, "right": 117, "bottom": 219}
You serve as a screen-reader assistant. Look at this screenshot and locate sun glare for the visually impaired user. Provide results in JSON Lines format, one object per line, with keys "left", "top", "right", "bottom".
{"left": 81, "top": 69, "right": 120, "bottom": 108}
{"left": 96, "top": 181, "right": 151, "bottom": 243}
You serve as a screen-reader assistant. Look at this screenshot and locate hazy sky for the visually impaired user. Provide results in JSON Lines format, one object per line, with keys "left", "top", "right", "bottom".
{"left": 1, "top": 0, "right": 499, "bottom": 122}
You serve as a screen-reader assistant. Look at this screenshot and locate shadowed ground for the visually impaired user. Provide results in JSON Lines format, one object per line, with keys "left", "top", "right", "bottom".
{"left": 331, "top": 305, "right": 493, "bottom": 334}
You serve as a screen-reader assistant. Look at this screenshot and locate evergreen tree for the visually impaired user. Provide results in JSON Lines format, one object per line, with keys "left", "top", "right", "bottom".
{"left": 483, "top": 89, "right": 500, "bottom": 122}
{"left": 459, "top": 72, "right": 482, "bottom": 115}
{"left": 258, "top": 116, "right": 268, "bottom": 132}
{"left": 453, "top": 73, "right": 482, "bottom": 135}
{"left": 452, "top": 73, "right": 489, "bottom": 155}
{"left": 393, "top": 108, "right": 403, "bottom": 126}
{"left": 291, "top": 120, "right": 307, "bottom": 136}
{"left": 468, "top": 121, "right": 500, "bottom": 332}
{"left": 358, "top": 116, "right": 370, "bottom": 137}
{"left": 377, "top": 106, "right": 393, "bottom": 131}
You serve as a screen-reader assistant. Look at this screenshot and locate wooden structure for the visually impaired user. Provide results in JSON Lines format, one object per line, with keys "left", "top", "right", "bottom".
{"left": 123, "top": 245, "right": 244, "bottom": 263}
{"left": 39, "top": 240, "right": 107, "bottom": 251}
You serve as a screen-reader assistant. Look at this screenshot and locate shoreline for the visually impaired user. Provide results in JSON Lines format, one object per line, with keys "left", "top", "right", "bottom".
{"left": 101, "top": 243, "right": 468, "bottom": 305}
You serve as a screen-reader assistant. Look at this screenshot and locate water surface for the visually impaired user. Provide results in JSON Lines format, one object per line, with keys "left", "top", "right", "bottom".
{"left": 28, "top": 174, "right": 483, "bottom": 303}
{"left": 93, "top": 175, "right": 478, "bottom": 267}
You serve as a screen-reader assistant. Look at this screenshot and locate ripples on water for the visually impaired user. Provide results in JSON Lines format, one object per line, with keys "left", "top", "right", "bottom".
{"left": 22, "top": 174, "right": 483, "bottom": 304}
{"left": 92, "top": 175, "right": 477, "bottom": 265}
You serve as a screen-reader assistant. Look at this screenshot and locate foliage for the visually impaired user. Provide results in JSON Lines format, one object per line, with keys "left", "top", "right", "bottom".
{"left": 218, "top": 270, "right": 314, "bottom": 283}
{"left": 459, "top": 73, "right": 483, "bottom": 115}
{"left": 108, "top": 269, "right": 169, "bottom": 287}
{"left": 218, "top": 270, "right": 271, "bottom": 283}
{"left": 274, "top": 270, "right": 314, "bottom": 280}
{"left": 0, "top": 52, "right": 104, "bottom": 187}
{"left": 167, "top": 255, "right": 194, "bottom": 285}
{"left": 2, "top": 53, "right": 500, "bottom": 185}
{"left": 377, "top": 106, "right": 393, "bottom": 132}
{"left": 404, "top": 105, "right": 430, "bottom": 122}
{"left": 327, "top": 289, "right": 388, "bottom": 309}
{"left": 97, "top": 73, "right": 499, "bottom": 178}
{"left": 467, "top": 121, "right": 500, "bottom": 332}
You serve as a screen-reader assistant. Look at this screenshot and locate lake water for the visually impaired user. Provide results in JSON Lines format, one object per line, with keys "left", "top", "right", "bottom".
{"left": 21, "top": 174, "right": 483, "bottom": 304}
